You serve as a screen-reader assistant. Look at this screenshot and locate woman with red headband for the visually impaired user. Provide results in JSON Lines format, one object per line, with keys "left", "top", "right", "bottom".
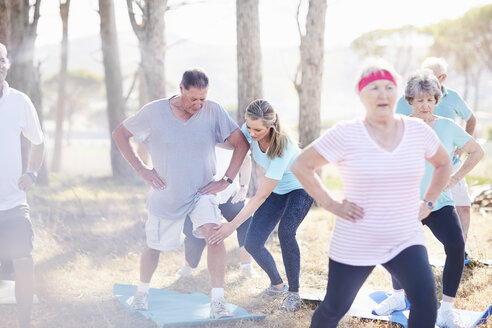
{"left": 291, "top": 58, "right": 452, "bottom": 328}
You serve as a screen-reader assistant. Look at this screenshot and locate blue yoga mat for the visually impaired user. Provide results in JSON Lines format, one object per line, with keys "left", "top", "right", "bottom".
{"left": 113, "top": 283, "right": 265, "bottom": 327}
{"left": 301, "top": 288, "right": 491, "bottom": 327}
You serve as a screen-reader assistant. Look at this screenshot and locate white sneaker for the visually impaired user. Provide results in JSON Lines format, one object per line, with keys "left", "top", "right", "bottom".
{"left": 436, "top": 309, "right": 464, "bottom": 328}
{"left": 210, "top": 297, "right": 232, "bottom": 319}
{"left": 130, "top": 291, "right": 148, "bottom": 311}
{"left": 372, "top": 293, "right": 406, "bottom": 316}
{"left": 176, "top": 263, "right": 194, "bottom": 277}
{"left": 241, "top": 266, "right": 259, "bottom": 278}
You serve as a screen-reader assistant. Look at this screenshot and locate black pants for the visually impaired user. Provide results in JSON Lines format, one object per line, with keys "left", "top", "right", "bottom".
{"left": 183, "top": 197, "right": 252, "bottom": 268}
{"left": 310, "top": 245, "right": 437, "bottom": 328}
{"left": 392, "top": 206, "right": 464, "bottom": 298}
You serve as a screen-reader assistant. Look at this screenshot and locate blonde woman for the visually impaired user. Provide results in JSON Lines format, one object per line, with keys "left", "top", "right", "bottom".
{"left": 209, "top": 99, "right": 314, "bottom": 312}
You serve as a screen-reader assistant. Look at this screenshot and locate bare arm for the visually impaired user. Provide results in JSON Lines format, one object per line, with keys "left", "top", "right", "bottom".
{"left": 200, "top": 128, "right": 249, "bottom": 194}
{"left": 290, "top": 145, "right": 363, "bottom": 221}
{"left": 446, "top": 138, "right": 483, "bottom": 190}
{"left": 230, "top": 151, "right": 252, "bottom": 204}
{"left": 455, "top": 113, "right": 477, "bottom": 158}
{"left": 208, "top": 176, "right": 278, "bottom": 244}
{"left": 239, "top": 151, "right": 252, "bottom": 186}
{"left": 420, "top": 144, "right": 452, "bottom": 219}
{"left": 18, "top": 142, "right": 45, "bottom": 191}
{"left": 465, "top": 113, "right": 476, "bottom": 136}
{"left": 112, "top": 123, "right": 165, "bottom": 189}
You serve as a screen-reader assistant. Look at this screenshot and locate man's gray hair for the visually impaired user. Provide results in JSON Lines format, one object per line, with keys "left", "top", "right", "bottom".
{"left": 421, "top": 57, "right": 448, "bottom": 75}
{"left": 405, "top": 69, "right": 442, "bottom": 105}
{"left": 181, "top": 68, "right": 209, "bottom": 90}
{"left": 0, "top": 42, "right": 6, "bottom": 57}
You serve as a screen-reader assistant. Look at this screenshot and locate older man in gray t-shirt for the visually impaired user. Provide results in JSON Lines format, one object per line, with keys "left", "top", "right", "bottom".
{"left": 113, "top": 68, "right": 249, "bottom": 318}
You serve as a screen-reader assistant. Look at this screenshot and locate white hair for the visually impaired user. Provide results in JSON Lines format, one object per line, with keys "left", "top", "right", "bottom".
{"left": 354, "top": 57, "right": 401, "bottom": 93}
{"left": 404, "top": 69, "right": 442, "bottom": 105}
{"left": 0, "top": 43, "right": 7, "bottom": 57}
{"left": 421, "top": 57, "right": 448, "bottom": 75}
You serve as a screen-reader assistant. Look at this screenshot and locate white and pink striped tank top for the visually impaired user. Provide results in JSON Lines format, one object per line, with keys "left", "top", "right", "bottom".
{"left": 313, "top": 116, "right": 440, "bottom": 266}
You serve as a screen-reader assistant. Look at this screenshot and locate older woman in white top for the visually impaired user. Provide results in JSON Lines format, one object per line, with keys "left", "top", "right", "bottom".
{"left": 291, "top": 59, "right": 452, "bottom": 328}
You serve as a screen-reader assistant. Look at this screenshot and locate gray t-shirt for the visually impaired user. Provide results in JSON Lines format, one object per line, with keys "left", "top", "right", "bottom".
{"left": 124, "top": 97, "right": 238, "bottom": 219}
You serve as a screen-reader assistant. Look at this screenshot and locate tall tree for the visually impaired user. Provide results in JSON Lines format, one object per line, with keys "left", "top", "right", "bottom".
{"left": 126, "top": 0, "right": 167, "bottom": 102}
{"left": 6, "top": 0, "right": 48, "bottom": 185}
{"left": 0, "top": 0, "right": 9, "bottom": 45}
{"left": 99, "top": 0, "right": 134, "bottom": 178}
{"left": 52, "top": 0, "right": 71, "bottom": 172}
{"left": 295, "top": 0, "right": 327, "bottom": 148}
{"left": 236, "top": 0, "right": 263, "bottom": 195}
{"left": 351, "top": 25, "right": 421, "bottom": 79}
{"left": 236, "top": 0, "right": 262, "bottom": 126}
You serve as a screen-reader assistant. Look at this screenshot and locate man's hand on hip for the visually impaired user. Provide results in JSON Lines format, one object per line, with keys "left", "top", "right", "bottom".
{"left": 137, "top": 167, "right": 166, "bottom": 190}
{"left": 18, "top": 174, "right": 35, "bottom": 191}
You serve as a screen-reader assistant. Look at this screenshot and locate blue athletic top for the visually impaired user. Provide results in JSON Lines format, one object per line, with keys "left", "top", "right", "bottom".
{"left": 396, "top": 86, "right": 473, "bottom": 121}
{"left": 396, "top": 85, "right": 473, "bottom": 165}
{"left": 241, "top": 123, "right": 303, "bottom": 195}
{"left": 420, "top": 117, "right": 471, "bottom": 211}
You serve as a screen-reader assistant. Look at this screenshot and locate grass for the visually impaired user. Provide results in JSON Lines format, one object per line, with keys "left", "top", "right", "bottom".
{"left": 0, "top": 175, "right": 491, "bottom": 328}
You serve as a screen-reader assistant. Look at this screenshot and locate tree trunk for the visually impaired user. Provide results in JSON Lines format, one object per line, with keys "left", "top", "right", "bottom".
{"left": 136, "top": 68, "right": 149, "bottom": 165}
{"left": 297, "top": 0, "right": 327, "bottom": 149}
{"left": 6, "top": 0, "right": 48, "bottom": 185}
{"left": 52, "top": 0, "right": 70, "bottom": 172}
{"left": 472, "top": 69, "right": 481, "bottom": 111}
{"left": 236, "top": 0, "right": 262, "bottom": 126}
{"left": 127, "top": 0, "right": 167, "bottom": 102}
{"left": 99, "top": 0, "right": 134, "bottom": 178}
{"left": 236, "top": 0, "right": 263, "bottom": 196}
{"left": 0, "top": 0, "right": 9, "bottom": 45}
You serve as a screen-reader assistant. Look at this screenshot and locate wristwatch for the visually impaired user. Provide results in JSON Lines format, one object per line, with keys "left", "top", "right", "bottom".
{"left": 26, "top": 171, "right": 38, "bottom": 183}
{"left": 422, "top": 199, "right": 434, "bottom": 210}
{"left": 222, "top": 176, "right": 233, "bottom": 184}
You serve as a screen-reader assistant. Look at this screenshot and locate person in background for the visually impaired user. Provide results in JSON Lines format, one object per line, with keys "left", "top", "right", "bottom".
{"left": 396, "top": 57, "right": 477, "bottom": 260}
{"left": 177, "top": 147, "right": 257, "bottom": 278}
{"left": 0, "top": 42, "right": 45, "bottom": 328}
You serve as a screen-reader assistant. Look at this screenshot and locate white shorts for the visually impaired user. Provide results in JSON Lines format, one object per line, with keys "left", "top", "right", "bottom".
{"left": 450, "top": 161, "right": 471, "bottom": 207}
{"left": 145, "top": 194, "right": 221, "bottom": 251}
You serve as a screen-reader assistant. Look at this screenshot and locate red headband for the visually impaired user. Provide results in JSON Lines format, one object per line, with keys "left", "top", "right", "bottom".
{"left": 358, "top": 70, "right": 397, "bottom": 94}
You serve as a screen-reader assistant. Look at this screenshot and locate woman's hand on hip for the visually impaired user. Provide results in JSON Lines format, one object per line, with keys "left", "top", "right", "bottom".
{"left": 418, "top": 201, "right": 432, "bottom": 221}
{"left": 329, "top": 199, "right": 364, "bottom": 222}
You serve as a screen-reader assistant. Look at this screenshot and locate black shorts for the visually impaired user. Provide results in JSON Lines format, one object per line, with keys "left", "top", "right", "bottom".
{"left": 0, "top": 205, "right": 33, "bottom": 260}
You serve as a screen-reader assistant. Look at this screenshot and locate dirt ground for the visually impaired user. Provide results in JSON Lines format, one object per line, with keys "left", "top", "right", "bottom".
{"left": 0, "top": 176, "right": 491, "bottom": 328}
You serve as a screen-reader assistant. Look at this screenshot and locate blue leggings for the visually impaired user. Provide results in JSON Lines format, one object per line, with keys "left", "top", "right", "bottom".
{"left": 392, "top": 206, "right": 465, "bottom": 297}
{"left": 183, "top": 197, "right": 252, "bottom": 268}
{"left": 310, "top": 245, "right": 437, "bottom": 328}
{"left": 244, "top": 189, "right": 313, "bottom": 293}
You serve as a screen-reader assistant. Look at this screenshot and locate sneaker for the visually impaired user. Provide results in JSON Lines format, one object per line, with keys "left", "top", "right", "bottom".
{"left": 259, "top": 284, "right": 288, "bottom": 299}
{"left": 241, "top": 266, "right": 259, "bottom": 278}
{"left": 176, "top": 263, "right": 194, "bottom": 277}
{"left": 130, "top": 291, "right": 148, "bottom": 311}
{"left": 210, "top": 297, "right": 232, "bottom": 319}
{"left": 281, "top": 292, "right": 301, "bottom": 312}
{"left": 436, "top": 309, "right": 464, "bottom": 328}
{"left": 372, "top": 293, "right": 406, "bottom": 316}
